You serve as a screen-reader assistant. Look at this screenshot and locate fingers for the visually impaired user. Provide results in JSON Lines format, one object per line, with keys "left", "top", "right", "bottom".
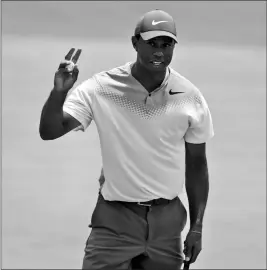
{"left": 183, "top": 241, "right": 192, "bottom": 263}
{"left": 183, "top": 238, "right": 202, "bottom": 264}
{"left": 71, "top": 49, "right": 82, "bottom": 64}
{"left": 58, "top": 61, "right": 76, "bottom": 72}
{"left": 58, "top": 61, "right": 70, "bottom": 69}
{"left": 56, "top": 66, "right": 79, "bottom": 76}
{"left": 55, "top": 68, "right": 72, "bottom": 79}
{"left": 183, "top": 261, "right": 190, "bottom": 270}
{"left": 58, "top": 48, "right": 82, "bottom": 71}
{"left": 65, "top": 48, "right": 75, "bottom": 60}
{"left": 64, "top": 48, "right": 82, "bottom": 64}
{"left": 72, "top": 65, "right": 79, "bottom": 81}
{"left": 190, "top": 246, "right": 200, "bottom": 264}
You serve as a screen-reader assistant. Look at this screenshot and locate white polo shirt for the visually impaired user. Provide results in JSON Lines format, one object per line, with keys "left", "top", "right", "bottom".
{"left": 63, "top": 62, "right": 214, "bottom": 202}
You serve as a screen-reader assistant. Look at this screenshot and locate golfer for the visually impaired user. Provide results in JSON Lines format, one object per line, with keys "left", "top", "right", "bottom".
{"left": 40, "top": 9, "right": 214, "bottom": 270}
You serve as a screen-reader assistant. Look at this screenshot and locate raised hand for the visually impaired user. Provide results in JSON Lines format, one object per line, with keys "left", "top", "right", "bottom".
{"left": 54, "top": 48, "right": 82, "bottom": 92}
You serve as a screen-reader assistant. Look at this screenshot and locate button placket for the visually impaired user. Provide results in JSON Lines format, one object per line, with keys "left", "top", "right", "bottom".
{"left": 145, "top": 95, "right": 154, "bottom": 106}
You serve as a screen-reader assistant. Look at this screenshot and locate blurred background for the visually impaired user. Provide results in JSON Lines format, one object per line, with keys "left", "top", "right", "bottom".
{"left": 2, "top": 1, "right": 266, "bottom": 269}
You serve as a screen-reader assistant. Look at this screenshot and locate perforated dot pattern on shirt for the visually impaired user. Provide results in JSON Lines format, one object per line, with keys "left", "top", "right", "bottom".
{"left": 98, "top": 87, "right": 202, "bottom": 120}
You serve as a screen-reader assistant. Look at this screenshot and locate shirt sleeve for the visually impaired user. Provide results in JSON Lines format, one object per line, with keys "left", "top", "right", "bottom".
{"left": 63, "top": 77, "right": 97, "bottom": 132}
{"left": 184, "top": 90, "right": 214, "bottom": 144}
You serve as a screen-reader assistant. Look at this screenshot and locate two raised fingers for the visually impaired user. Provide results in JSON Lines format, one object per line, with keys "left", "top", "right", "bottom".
{"left": 65, "top": 48, "right": 82, "bottom": 64}
{"left": 58, "top": 48, "right": 82, "bottom": 70}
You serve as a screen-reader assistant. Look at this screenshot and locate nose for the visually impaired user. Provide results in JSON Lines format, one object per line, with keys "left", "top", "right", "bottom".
{"left": 153, "top": 51, "right": 164, "bottom": 57}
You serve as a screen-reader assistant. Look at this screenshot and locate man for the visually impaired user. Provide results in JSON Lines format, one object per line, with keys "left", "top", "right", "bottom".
{"left": 40, "top": 9, "right": 214, "bottom": 270}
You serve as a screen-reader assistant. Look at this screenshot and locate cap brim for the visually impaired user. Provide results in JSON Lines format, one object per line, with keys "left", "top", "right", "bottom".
{"left": 140, "top": 31, "right": 178, "bottom": 43}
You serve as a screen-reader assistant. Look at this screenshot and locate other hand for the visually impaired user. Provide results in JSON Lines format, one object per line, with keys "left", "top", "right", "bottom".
{"left": 183, "top": 229, "right": 202, "bottom": 265}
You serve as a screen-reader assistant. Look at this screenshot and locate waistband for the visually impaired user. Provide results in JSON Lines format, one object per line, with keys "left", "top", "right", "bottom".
{"left": 101, "top": 192, "right": 178, "bottom": 207}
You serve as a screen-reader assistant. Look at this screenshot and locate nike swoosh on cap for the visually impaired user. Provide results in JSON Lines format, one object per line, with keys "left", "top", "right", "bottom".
{"left": 169, "top": 89, "right": 185, "bottom": 95}
{"left": 152, "top": 20, "right": 168, "bottom": 25}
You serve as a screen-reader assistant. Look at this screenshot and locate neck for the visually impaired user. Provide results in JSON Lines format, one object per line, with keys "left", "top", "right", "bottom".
{"left": 131, "top": 61, "right": 167, "bottom": 93}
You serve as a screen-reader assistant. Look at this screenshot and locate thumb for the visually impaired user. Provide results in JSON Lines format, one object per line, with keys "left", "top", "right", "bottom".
{"left": 185, "top": 255, "right": 191, "bottom": 262}
{"left": 184, "top": 242, "right": 192, "bottom": 262}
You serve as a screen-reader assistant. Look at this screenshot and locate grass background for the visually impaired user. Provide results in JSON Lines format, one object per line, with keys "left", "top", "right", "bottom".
{"left": 2, "top": 1, "right": 266, "bottom": 269}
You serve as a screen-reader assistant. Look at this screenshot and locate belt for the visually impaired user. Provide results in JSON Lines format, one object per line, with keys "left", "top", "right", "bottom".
{"left": 116, "top": 197, "right": 177, "bottom": 207}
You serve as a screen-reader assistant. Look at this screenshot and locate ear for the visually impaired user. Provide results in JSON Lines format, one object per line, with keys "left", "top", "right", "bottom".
{"left": 131, "top": 36, "right": 138, "bottom": 51}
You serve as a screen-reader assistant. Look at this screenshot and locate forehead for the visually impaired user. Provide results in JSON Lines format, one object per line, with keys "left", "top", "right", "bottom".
{"left": 147, "top": 36, "right": 174, "bottom": 43}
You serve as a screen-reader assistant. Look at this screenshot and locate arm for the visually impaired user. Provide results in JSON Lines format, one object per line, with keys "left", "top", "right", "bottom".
{"left": 39, "top": 48, "right": 82, "bottom": 140}
{"left": 185, "top": 142, "right": 209, "bottom": 232}
{"left": 39, "top": 89, "right": 80, "bottom": 140}
{"left": 183, "top": 89, "right": 214, "bottom": 265}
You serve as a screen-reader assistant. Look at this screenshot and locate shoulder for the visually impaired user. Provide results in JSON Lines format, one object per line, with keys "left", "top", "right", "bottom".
{"left": 168, "top": 68, "right": 200, "bottom": 94}
{"left": 94, "top": 62, "right": 132, "bottom": 86}
{"left": 168, "top": 67, "right": 207, "bottom": 104}
{"left": 68, "top": 63, "right": 126, "bottom": 96}
{"left": 71, "top": 62, "right": 131, "bottom": 93}
{"left": 68, "top": 76, "right": 100, "bottom": 97}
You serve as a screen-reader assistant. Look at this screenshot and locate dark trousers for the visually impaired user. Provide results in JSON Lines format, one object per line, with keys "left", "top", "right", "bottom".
{"left": 82, "top": 193, "right": 187, "bottom": 270}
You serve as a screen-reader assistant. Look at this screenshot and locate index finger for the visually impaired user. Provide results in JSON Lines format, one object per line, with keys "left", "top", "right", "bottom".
{"left": 65, "top": 48, "right": 75, "bottom": 60}
{"left": 71, "top": 49, "right": 82, "bottom": 64}
{"left": 189, "top": 245, "right": 200, "bottom": 264}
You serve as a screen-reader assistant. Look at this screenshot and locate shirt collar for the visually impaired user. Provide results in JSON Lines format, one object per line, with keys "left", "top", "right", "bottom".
{"left": 126, "top": 62, "right": 171, "bottom": 93}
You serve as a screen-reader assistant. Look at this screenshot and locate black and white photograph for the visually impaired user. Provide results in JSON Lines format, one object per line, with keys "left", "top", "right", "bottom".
{"left": 2, "top": 1, "right": 266, "bottom": 269}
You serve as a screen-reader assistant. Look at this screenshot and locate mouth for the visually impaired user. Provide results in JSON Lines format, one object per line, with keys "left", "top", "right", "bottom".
{"left": 150, "top": 61, "right": 164, "bottom": 67}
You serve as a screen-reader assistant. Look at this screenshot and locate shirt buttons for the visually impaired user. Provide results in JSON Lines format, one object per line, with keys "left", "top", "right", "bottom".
{"left": 146, "top": 96, "right": 154, "bottom": 107}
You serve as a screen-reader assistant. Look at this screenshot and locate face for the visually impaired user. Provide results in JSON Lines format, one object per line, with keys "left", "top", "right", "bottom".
{"left": 132, "top": 35, "right": 176, "bottom": 72}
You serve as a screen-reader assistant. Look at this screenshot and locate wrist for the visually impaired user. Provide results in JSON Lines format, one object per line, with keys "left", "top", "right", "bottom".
{"left": 51, "top": 87, "right": 68, "bottom": 99}
{"left": 190, "top": 223, "right": 203, "bottom": 232}
{"left": 52, "top": 86, "right": 69, "bottom": 94}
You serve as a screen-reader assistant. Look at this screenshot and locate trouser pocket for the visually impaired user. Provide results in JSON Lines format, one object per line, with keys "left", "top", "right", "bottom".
{"left": 175, "top": 197, "right": 187, "bottom": 232}
{"left": 88, "top": 193, "right": 104, "bottom": 228}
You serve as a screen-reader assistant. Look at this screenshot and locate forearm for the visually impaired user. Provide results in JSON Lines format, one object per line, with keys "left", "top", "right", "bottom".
{"left": 39, "top": 88, "right": 68, "bottom": 140}
{"left": 185, "top": 156, "right": 209, "bottom": 231}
